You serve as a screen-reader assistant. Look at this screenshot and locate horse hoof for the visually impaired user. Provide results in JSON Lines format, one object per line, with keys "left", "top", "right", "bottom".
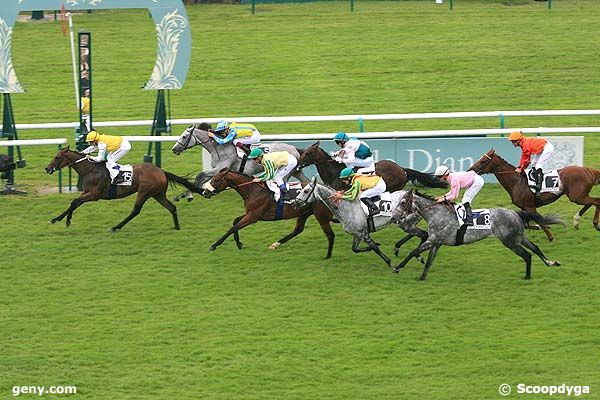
{"left": 236, "top": 243, "right": 244, "bottom": 250}
{"left": 269, "top": 242, "right": 280, "bottom": 250}
{"left": 524, "top": 276, "right": 531, "bottom": 280}
{"left": 549, "top": 260, "right": 561, "bottom": 267}
{"left": 393, "top": 248, "right": 400, "bottom": 257}
{"left": 418, "top": 275, "right": 428, "bottom": 281}
{"left": 48, "top": 219, "right": 56, "bottom": 224}
{"left": 110, "top": 227, "right": 118, "bottom": 232}
{"left": 209, "top": 246, "right": 217, "bottom": 251}
{"left": 174, "top": 197, "right": 180, "bottom": 202}
{"left": 186, "top": 197, "right": 194, "bottom": 203}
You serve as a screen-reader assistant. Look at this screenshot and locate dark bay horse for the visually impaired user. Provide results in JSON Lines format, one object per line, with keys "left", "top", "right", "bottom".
{"left": 469, "top": 149, "right": 600, "bottom": 236}
{"left": 296, "top": 141, "right": 448, "bottom": 191}
{"left": 202, "top": 168, "right": 335, "bottom": 258}
{"left": 45, "top": 147, "right": 202, "bottom": 231}
{"left": 392, "top": 190, "right": 562, "bottom": 281}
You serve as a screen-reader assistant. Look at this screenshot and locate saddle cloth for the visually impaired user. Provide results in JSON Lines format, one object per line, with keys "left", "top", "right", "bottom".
{"left": 454, "top": 204, "right": 491, "bottom": 230}
{"left": 266, "top": 181, "right": 303, "bottom": 203}
{"left": 110, "top": 164, "right": 133, "bottom": 186}
{"left": 526, "top": 168, "right": 561, "bottom": 193}
{"left": 359, "top": 192, "right": 393, "bottom": 217}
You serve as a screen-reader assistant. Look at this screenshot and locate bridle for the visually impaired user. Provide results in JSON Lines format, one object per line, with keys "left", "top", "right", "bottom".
{"left": 296, "top": 180, "right": 317, "bottom": 206}
{"left": 175, "top": 126, "right": 200, "bottom": 150}
{"left": 52, "top": 151, "right": 88, "bottom": 171}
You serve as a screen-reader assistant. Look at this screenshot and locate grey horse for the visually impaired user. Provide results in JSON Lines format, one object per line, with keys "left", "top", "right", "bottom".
{"left": 171, "top": 124, "right": 308, "bottom": 201}
{"left": 391, "top": 190, "right": 562, "bottom": 281}
{"left": 295, "top": 179, "right": 413, "bottom": 268}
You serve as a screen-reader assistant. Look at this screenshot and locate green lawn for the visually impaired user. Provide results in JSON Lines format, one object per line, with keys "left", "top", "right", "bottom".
{"left": 2, "top": 1, "right": 600, "bottom": 399}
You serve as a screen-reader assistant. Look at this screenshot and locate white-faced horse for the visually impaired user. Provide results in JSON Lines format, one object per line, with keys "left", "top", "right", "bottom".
{"left": 171, "top": 124, "right": 308, "bottom": 201}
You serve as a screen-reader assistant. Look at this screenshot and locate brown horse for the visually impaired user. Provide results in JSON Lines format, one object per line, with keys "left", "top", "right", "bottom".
{"left": 296, "top": 141, "right": 448, "bottom": 191}
{"left": 45, "top": 147, "right": 202, "bottom": 231}
{"left": 469, "top": 149, "right": 600, "bottom": 236}
{"left": 202, "top": 168, "right": 335, "bottom": 258}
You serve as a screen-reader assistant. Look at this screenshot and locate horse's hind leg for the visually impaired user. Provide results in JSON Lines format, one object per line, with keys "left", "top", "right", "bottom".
{"left": 521, "top": 237, "right": 560, "bottom": 267}
{"left": 500, "top": 238, "right": 533, "bottom": 279}
{"left": 111, "top": 192, "right": 151, "bottom": 232}
{"left": 573, "top": 204, "right": 591, "bottom": 230}
{"left": 154, "top": 192, "right": 180, "bottom": 230}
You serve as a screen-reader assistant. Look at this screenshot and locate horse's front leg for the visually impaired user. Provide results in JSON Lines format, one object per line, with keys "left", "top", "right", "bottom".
{"left": 418, "top": 244, "right": 442, "bottom": 281}
{"left": 49, "top": 192, "right": 95, "bottom": 227}
{"left": 210, "top": 214, "right": 257, "bottom": 251}
{"left": 351, "top": 235, "right": 371, "bottom": 253}
{"left": 363, "top": 234, "right": 392, "bottom": 268}
{"left": 393, "top": 240, "right": 435, "bottom": 273}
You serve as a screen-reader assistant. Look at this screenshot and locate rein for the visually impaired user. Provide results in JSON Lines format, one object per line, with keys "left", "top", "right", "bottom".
{"left": 57, "top": 155, "right": 89, "bottom": 170}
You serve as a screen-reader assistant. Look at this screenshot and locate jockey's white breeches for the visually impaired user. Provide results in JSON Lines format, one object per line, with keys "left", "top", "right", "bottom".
{"left": 530, "top": 142, "right": 554, "bottom": 171}
{"left": 233, "top": 131, "right": 261, "bottom": 146}
{"left": 461, "top": 174, "right": 484, "bottom": 204}
{"left": 273, "top": 154, "right": 298, "bottom": 186}
{"left": 106, "top": 139, "right": 131, "bottom": 171}
{"left": 345, "top": 156, "right": 375, "bottom": 169}
{"left": 359, "top": 179, "right": 387, "bottom": 199}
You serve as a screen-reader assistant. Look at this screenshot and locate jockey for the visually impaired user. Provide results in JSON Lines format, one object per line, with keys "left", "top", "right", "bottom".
{"left": 249, "top": 148, "right": 297, "bottom": 200}
{"left": 81, "top": 130, "right": 131, "bottom": 184}
{"left": 433, "top": 165, "right": 484, "bottom": 226}
{"left": 208, "top": 120, "right": 261, "bottom": 155}
{"left": 332, "top": 131, "right": 375, "bottom": 173}
{"left": 332, "top": 167, "right": 386, "bottom": 216}
{"left": 508, "top": 130, "right": 555, "bottom": 200}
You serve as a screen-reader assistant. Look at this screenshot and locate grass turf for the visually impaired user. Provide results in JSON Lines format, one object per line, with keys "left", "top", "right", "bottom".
{"left": 2, "top": 1, "right": 600, "bottom": 399}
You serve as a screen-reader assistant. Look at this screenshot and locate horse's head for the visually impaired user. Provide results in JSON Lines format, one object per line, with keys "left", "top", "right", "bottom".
{"left": 45, "top": 146, "right": 73, "bottom": 174}
{"left": 172, "top": 123, "right": 212, "bottom": 155}
{"left": 297, "top": 141, "right": 323, "bottom": 170}
{"left": 469, "top": 149, "right": 496, "bottom": 175}
{"left": 201, "top": 167, "right": 236, "bottom": 198}
{"left": 391, "top": 189, "right": 414, "bottom": 223}
{"left": 292, "top": 176, "right": 318, "bottom": 208}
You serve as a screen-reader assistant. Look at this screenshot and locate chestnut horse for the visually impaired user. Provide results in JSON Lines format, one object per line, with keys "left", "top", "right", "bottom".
{"left": 202, "top": 168, "right": 335, "bottom": 258}
{"left": 469, "top": 149, "right": 600, "bottom": 237}
{"left": 45, "top": 147, "right": 202, "bottom": 231}
{"left": 296, "top": 141, "right": 448, "bottom": 191}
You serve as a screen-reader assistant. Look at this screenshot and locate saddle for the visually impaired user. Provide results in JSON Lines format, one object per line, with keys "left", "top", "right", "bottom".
{"left": 108, "top": 164, "right": 133, "bottom": 186}
{"left": 525, "top": 168, "right": 561, "bottom": 194}
{"left": 266, "top": 181, "right": 302, "bottom": 203}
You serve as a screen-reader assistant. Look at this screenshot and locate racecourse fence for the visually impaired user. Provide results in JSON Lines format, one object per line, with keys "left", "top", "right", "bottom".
{"left": 4, "top": 109, "right": 600, "bottom": 191}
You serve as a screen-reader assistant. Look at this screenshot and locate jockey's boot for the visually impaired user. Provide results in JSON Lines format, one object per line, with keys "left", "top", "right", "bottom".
{"left": 238, "top": 155, "right": 248, "bottom": 173}
{"left": 534, "top": 168, "right": 544, "bottom": 203}
{"left": 110, "top": 165, "right": 122, "bottom": 184}
{"left": 235, "top": 142, "right": 251, "bottom": 155}
{"left": 279, "top": 183, "right": 288, "bottom": 201}
{"left": 360, "top": 197, "right": 379, "bottom": 216}
{"left": 463, "top": 202, "right": 474, "bottom": 226}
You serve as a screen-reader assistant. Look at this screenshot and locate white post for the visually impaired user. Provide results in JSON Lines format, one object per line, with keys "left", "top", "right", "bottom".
{"left": 67, "top": 12, "right": 80, "bottom": 112}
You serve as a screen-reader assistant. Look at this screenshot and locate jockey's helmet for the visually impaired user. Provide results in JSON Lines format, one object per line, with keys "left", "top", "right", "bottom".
{"left": 339, "top": 167, "right": 355, "bottom": 179}
{"left": 86, "top": 131, "right": 100, "bottom": 142}
{"left": 214, "top": 120, "right": 230, "bottom": 133}
{"left": 508, "top": 131, "right": 524, "bottom": 141}
{"left": 248, "top": 147, "right": 264, "bottom": 159}
{"left": 434, "top": 165, "right": 450, "bottom": 177}
{"left": 333, "top": 131, "right": 350, "bottom": 143}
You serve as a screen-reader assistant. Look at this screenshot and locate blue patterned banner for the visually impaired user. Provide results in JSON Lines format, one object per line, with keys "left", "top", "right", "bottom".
{"left": 0, "top": 0, "right": 191, "bottom": 93}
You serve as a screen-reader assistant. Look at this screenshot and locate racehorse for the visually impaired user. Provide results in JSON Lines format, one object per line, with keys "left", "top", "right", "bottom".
{"left": 391, "top": 190, "right": 563, "bottom": 281}
{"left": 171, "top": 124, "right": 309, "bottom": 201}
{"left": 45, "top": 147, "right": 202, "bottom": 231}
{"left": 294, "top": 179, "right": 409, "bottom": 269}
{"left": 296, "top": 141, "right": 448, "bottom": 191}
{"left": 202, "top": 169, "right": 335, "bottom": 258}
{"left": 469, "top": 149, "right": 600, "bottom": 236}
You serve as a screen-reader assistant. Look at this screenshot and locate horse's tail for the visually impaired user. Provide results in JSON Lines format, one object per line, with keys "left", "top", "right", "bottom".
{"left": 404, "top": 168, "right": 449, "bottom": 189}
{"left": 164, "top": 171, "right": 204, "bottom": 194}
{"left": 518, "top": 211, "right": 566, "bottom": 228}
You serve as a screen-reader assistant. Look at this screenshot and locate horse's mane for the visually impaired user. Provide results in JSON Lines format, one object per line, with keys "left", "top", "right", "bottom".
{"left": 414, "top": 190, "right": 436, "bottom": 201}
{"left": 223, "top": 169, "right": 254, "bottom": 180}
{"left": 490, "top": 150, "right": 516, "bottom": 169}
